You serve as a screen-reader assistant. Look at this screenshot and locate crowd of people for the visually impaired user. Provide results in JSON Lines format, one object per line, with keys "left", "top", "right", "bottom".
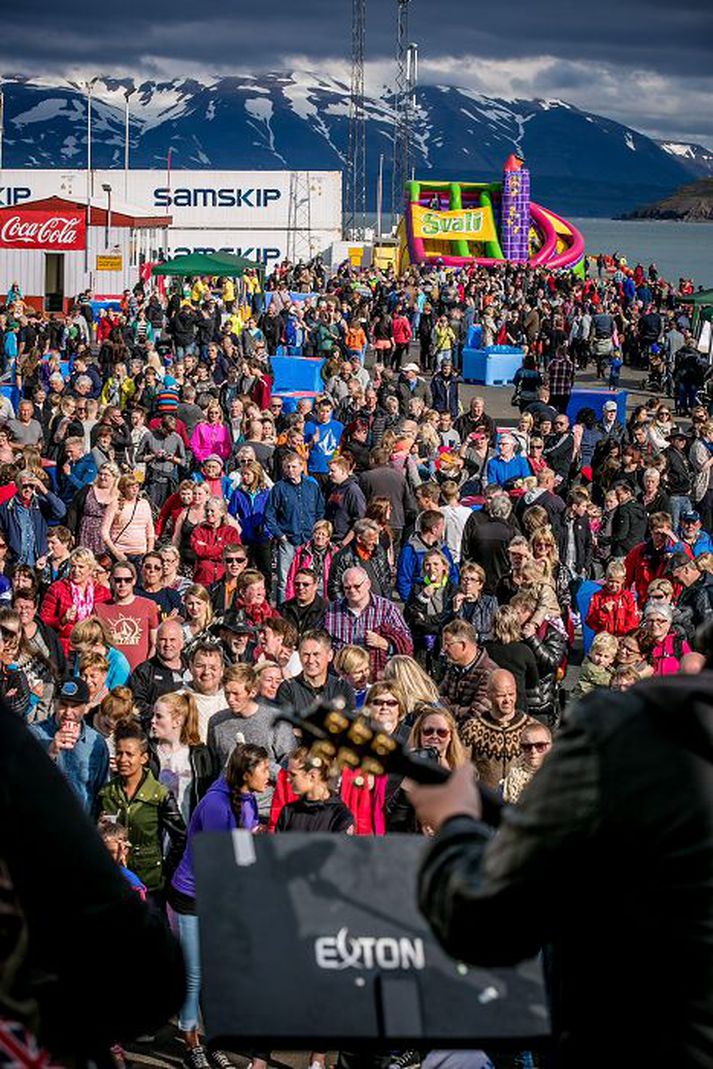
{"left": 0, "top": 253, "right": 711, "bottom": 1069}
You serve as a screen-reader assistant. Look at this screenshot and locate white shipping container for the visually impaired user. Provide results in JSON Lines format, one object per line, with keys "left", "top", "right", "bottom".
{"left": 166, "top": 228, "right": 342, "bottom": 265}
{"left": 0, "top": 170, "right": 342, "bottom": 232}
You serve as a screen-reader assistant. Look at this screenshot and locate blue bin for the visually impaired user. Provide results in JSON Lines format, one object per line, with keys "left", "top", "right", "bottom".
{"left": 462, "top": 346, "right": 523, "bottom": 386}
{"left": 272, "top": 356, "right": 325, "bottom": 393}
{"left": 466, "top": 324, "right": 483, "bottom": 349}
{"left": 567, "top": 389, "right": 628, "bottom": 424}
{"left": 576, "top": 579, "right": 603, "bottom": 655}
{"left": 0, "top": 384, "right": 19, "bottom": 412}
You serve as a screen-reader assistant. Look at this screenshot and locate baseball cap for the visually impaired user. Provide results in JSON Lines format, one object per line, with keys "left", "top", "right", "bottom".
{"left": 667, "top": 551, "right": 694, "bottom": 574}
{"left": 401, "top": 362, "right": 420, "bottom": 373}
{"left": 603, "top": 401, "right": 618, "bottom": 412}
{"left": 681, "top": 510, "right": 701, "bottom": 524}
{"left": 58, "top": 677, "right": 90, "bottom": 705}
{"left": 670, "top": 425, "right": 689, "bottom": 440}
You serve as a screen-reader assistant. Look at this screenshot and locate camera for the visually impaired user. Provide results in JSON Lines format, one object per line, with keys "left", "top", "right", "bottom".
{"left": 411, "top": 745, "right": 440, "bottom": 763}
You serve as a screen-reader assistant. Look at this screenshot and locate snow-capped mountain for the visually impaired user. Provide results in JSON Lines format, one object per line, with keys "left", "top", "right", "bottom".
{"left": 657, "top": 140, "right": 713, "bottom": 179}
{"left": 0, "top": 72, "right": 706, "bottom": 217}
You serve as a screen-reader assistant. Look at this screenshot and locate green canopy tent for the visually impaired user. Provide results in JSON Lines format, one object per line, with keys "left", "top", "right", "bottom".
{"left": 151, "top": 251, "right": 264, "bottom": 277}
{"left": 677, "top": 287, "right": 713, "bottom": 329}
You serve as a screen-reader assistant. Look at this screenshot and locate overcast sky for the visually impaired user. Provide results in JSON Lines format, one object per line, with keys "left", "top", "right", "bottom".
{"left": 3, "top": 0, "right": 712, "bottom": 146}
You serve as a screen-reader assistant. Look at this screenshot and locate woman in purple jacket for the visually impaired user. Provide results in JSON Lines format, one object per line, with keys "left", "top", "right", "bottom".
{"left": 167, "top": 744, "right": 270, "bottom": 1069}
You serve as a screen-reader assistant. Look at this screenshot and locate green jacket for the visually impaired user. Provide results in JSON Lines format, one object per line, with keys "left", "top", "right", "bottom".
{"left": 99, "top": 770, "right": 186, "bottom": 891}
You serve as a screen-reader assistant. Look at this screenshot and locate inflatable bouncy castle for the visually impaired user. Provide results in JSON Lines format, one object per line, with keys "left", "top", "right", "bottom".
{"left": 398, "top": 154, "right": 585, "bottom": 273}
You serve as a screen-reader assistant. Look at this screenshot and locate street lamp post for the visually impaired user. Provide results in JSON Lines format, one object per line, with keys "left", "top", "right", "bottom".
{"left": 102, "top": 183, "right": 112, "bottom": 249}
{"left": 124, "top": 87, "right": 135, "bottom": 200}
{"left": 85, "top": 77, "right": 98, "bottom": 277}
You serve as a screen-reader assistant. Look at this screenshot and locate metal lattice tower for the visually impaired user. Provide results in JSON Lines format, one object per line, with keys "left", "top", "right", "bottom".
{"left": 390, "top": 0, "right": 411, "bottom": 227}
{"left": 287, "top": 170, "right": 313, "bottom": 262}
{"left": 345, "top": 0, "right": 367, "bottom": 240}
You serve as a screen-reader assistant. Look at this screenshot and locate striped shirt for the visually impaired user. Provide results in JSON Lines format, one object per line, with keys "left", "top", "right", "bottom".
{"left": 323, "top": 595, "right": 414, "bottom": 678}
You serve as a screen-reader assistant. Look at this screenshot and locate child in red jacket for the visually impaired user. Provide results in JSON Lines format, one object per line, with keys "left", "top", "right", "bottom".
{"left": 586, "top": 559, "right": 640, "bottom": 636}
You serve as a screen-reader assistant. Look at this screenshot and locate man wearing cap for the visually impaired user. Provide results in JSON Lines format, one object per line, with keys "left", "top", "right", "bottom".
{"left": 678, "top": 510, "right": 713, "bottom": 557}
{"left": 0, "top": 469, "right": 65, "bottom": 567}
{"left": 668, "top": 552, "right": 713, "bottom": 636}
{"left": 664, "top": 426, "right": 695, "bottom": 529}
{"left": 597, "top": 400, "right": 626, "bottom": 446}
{"left": 396, "top": 363, "right": 430, "bottom": 417}
{"left": 31, "top": 678, "right": 109, "bottom": 811}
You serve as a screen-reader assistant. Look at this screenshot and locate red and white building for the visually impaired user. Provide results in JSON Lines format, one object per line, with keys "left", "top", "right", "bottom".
{"left": 0, "top": 195, "right": 172, "bottom": 311}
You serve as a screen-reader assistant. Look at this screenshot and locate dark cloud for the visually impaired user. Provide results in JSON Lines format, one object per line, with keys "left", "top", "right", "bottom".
{"left": 1, "top": 0, "right": 712, "bottom": 145}
{"left": 1, "top": 0, "right": 711, "bottom": 78}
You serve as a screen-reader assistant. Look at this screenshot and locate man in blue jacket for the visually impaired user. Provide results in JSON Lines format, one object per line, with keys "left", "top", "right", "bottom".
{"left": 264, "top": 452, "right": 324, "bottom": 605}
{"left": 31, "top": 677, "right": 109, "bottom": 812}
{"left": 58, "top": 436, "right": 98, "bottom": 507}
{"left": 396, "top": 509, "right": 458, "bottom": 602}
{"left": 430, "top": 358, "right": 461, "bottom": 418}
{"left": 0, "top": 470, "right": 66, "bottom": 566}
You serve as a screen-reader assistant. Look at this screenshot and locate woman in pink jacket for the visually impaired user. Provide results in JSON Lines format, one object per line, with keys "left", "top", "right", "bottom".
{"left": 189, "top": 400, "right": 232, "bottom": 463}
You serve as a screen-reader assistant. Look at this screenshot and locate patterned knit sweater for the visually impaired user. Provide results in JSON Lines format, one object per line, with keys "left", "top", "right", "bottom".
{"left": 460, "top": 710, "right": 537, "bottom": 791}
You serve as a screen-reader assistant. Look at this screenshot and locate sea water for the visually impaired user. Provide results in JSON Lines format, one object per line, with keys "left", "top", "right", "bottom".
{"left": 572, "top": 218, "right": 713, "bottom": 288}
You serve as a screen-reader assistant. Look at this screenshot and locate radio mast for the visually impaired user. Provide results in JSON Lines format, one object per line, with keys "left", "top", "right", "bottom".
{"left": 391, "top": 0, "right": 416, "bottom": 229}
{"left": 345, "top": 0, "right": 367, "bottom": 240}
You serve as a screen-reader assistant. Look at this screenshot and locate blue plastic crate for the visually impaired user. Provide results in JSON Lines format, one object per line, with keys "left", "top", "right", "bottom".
{"left": 462, "top": 346, "right": 523, "bottom": 386}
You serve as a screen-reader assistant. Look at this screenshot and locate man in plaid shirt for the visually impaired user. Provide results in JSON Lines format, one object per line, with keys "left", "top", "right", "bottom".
{"left": 547, "top": 348, "right": 576, "bottom": 414}
{"left": 324, "top": 566, "right": 413, "bottom": 677}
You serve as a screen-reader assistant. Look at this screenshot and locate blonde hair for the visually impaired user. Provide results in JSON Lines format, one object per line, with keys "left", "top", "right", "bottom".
{"left": 647, "top": 578, "right": 673, "bottom": 599}
{"left": 70, "top": 616, "right": 114, "bottom": 651}
{"left": 69, "top": 546, "right": 97, "bottom": 569}
{"left": 184, "top": 584, "right": 214, "bottom": 629}
{"left": 459, "top": 562, "right": 485, "bottom": 584}
{"left": 79, "top": 652, "right": 109, "bottom": 675}
{"left": 493, "top": 605, "right": 523, "bottom": 644}
{"left": 224, "top": 664, "right": 258, "bottom": 690}
{"left": 382, "top": 655, "right": 441, "bottom": 711}
{"left": 154, "top": 691, "right": 201, "bottom": 746}
{"left": 334, "top": 645, "right": 370, "bottom": 677}
{"left": 313, "top": 519, "right": 333, "bottom": 538}
{"left": 605, "top": 559, "right": 627, "bottom": 580}
{"left": 407, "top": 704, "right": 468, "bottom": 770}
{"left": 365, "top": 681, "right": 408, "bottom": 722}
{"left": 590, "top": 632, "right": 619, "bottom": 658}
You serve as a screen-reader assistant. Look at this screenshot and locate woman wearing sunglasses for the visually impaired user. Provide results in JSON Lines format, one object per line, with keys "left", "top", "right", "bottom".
{"left": 501, "top": 722, "right": 553, "bottom": 804}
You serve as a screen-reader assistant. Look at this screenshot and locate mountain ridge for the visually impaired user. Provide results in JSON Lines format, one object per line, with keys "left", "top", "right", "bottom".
{"left": 1, "top": 71, "right": 711, "bottom": 218}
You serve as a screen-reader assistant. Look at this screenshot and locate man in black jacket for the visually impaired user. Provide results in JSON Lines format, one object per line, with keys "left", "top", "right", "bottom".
{"left": 413, "top": 676, "right": 713, "bottom": 1068}
{"left": 281, "top": 568, "right": 326, "bottom": 638}
{"left": 130, "top": 618, "right": 186, "bottom": 722}
{"left": 669, "top": 552, "right": 713, "bottom": 635}
{"left": 610, "top": 481, "right": 648, "bottom": 557}
{"left": 664, "top": 427, "right": 695, "bottom": 529}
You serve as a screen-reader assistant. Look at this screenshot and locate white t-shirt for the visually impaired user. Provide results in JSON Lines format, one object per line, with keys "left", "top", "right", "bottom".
{"left": 157, "top": 744, "right": 193, "bottom": 822}
{"left": 441, "top": 503, "right": 473, "bottom": 563}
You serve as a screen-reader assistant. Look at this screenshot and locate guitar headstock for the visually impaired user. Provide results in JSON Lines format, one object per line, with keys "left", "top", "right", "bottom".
{"left": 276, "top": 699, "right": 448, "bottom": 785}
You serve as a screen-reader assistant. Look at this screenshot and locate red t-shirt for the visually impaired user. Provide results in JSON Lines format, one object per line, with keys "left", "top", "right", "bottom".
{"left": 96, "top": 596, "right": 160, "bottom": 670}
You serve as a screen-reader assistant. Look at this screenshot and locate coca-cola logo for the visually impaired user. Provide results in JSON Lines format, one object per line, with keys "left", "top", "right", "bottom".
{"left": 0, "top": 209, "right": 86, "bottom": 250}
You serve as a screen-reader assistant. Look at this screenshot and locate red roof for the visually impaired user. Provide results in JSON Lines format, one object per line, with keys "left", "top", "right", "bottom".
{"left": 0, "top": 195, "right": 172, "bottom": 229}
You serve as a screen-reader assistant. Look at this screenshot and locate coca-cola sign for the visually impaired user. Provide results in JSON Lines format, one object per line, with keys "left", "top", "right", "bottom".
{"left": 0, "top": 209, "right": 86, "bottom": 250}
